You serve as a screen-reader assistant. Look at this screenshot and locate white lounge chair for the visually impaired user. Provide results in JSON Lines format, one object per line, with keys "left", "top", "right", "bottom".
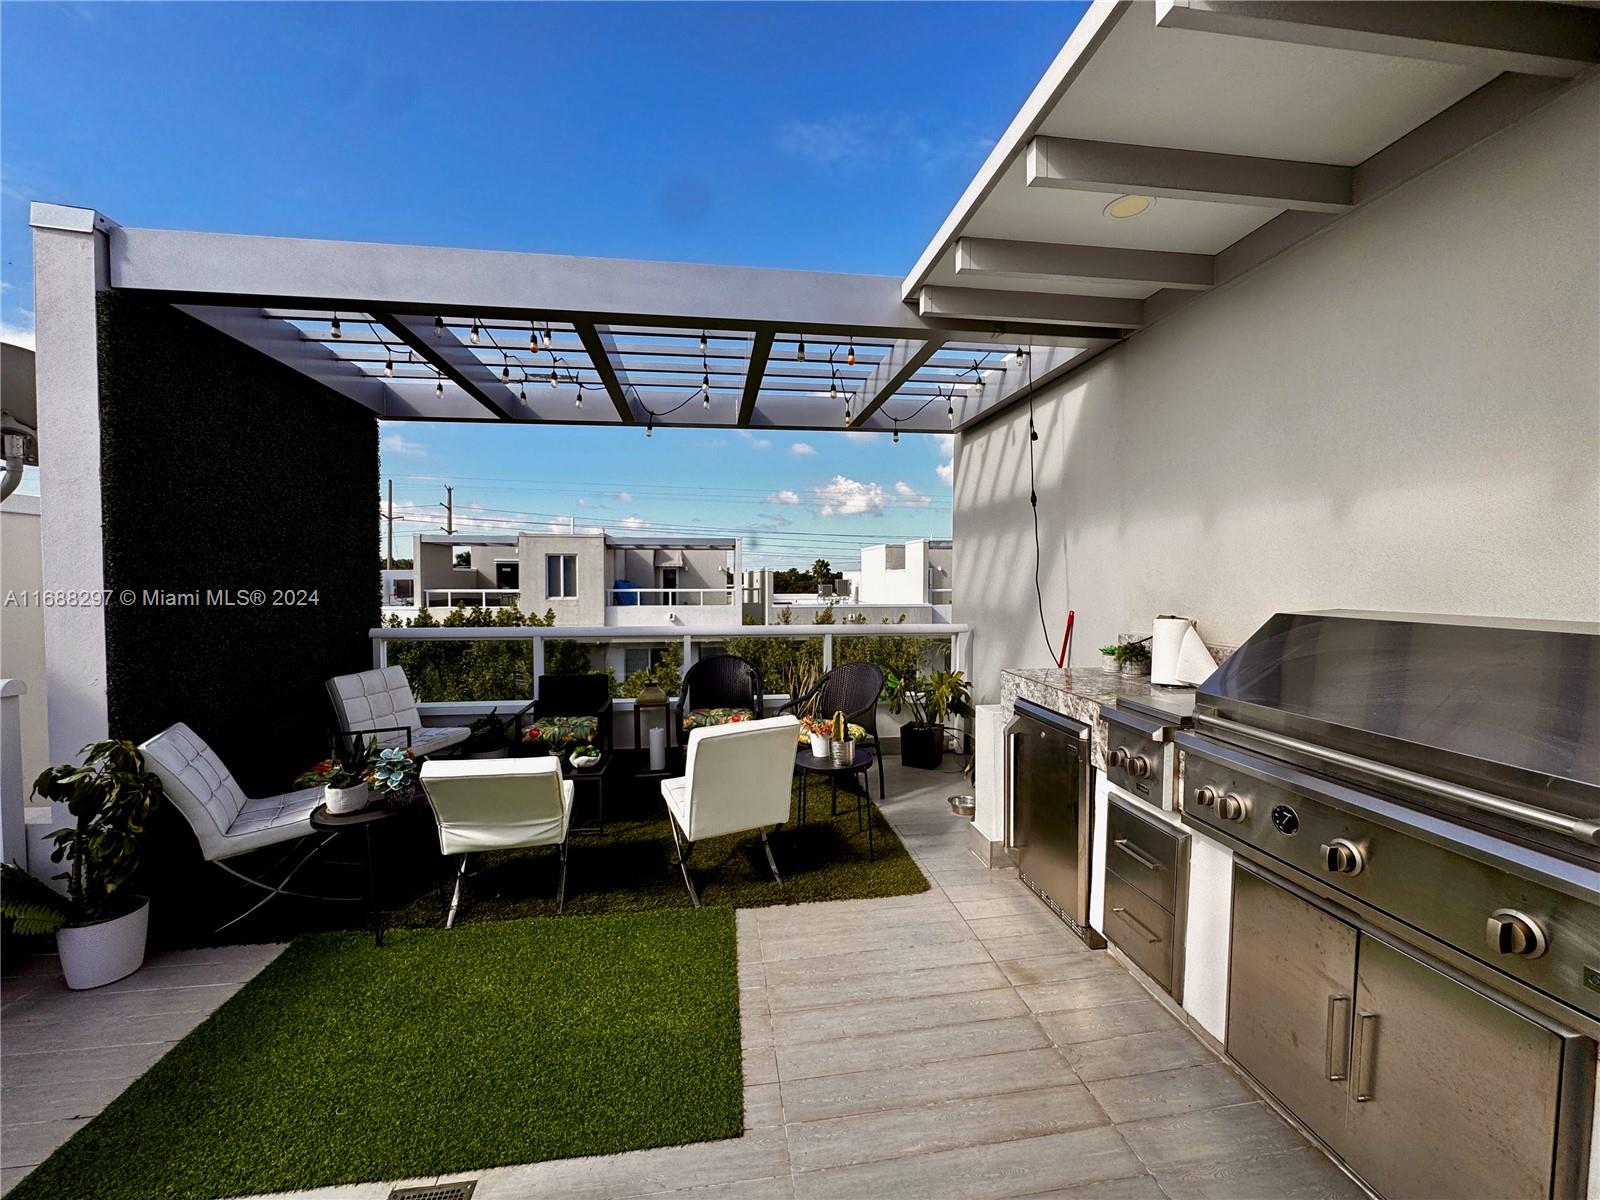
{"left": 140, "top": 723, "right": 332, "bottom": 930}
{"left": 326, "top": 666, "right": 470, "bottom": 757}
{"left": 419, "top": 757, "right": 575, "bottom": 925}
{"left": 660, "top": 714, "right": 800, "bottom": 906}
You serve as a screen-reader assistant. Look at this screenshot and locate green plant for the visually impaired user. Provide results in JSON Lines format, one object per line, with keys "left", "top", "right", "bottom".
{"left": 884, "top": 670, "right": 974, "bottom": 728}
{"left": 367, "top": 747, "right": 416, "bottom": 795}
{"left": 830, "top": 710, "right": 847, "bottom": 742}
{"left": 7, "top": 741, "right": 164, "bottom": 930}
{"left": 464, "top": 709, "right": 510, "bottom": 753}
{"left": 1113, "top": 639, "right": 1152, "bottom": 668}
{"left": 619, "top": 643, "right": 684, "bottom": 698}
{"left": 294, "top": 735, "right": 377, "bottom": 790}
{"left": 1098, "top": 644, "right": 1119, "bottom": 658}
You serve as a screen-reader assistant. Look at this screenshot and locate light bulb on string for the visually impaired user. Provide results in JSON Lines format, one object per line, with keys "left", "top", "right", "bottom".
{"left": 383, "top": 354, "right": 393, "bottom": 377}
{"left": 646, "top": 416, "right": 654, "bottom": 438}
{"left": 434, "top": 316, "right": 445, "bottom": 338}
{"left": 796, "top": 337, "right": 807, "bottom": 362}
{"left": 575, "top": 388, "right": 583, "bottom": 409}
{"left": 529, "top": 329, "right": 538, "bottom": 352}
{"left": 500, "top": 364, "right": 511, "bottom": 384}
{"left": 519, "top": 382, "right": 527, "bottom": 402}
{"left": 549, "top": 368, "right": 559, "bottom": 389}
{"left": 329, "top": 313, "right": 341, "bottom": 339}
{"left": 699, "top": 331, "right": 708, "bottom": 353}
{"left": 847, "top": 341, "right": 856, "bottom": 367}
{"left": 542, "top": 327, "right": 553, "bottom": 350}
{"left": 469, "top": 320, "right": 480, "bottom": 345}
{"left": 893, "top": 427, "right": 900, "bottom": 444}
{"left": 829, "top": 377, "right": 837, "bottom": 401}
{"left": 1013, "top": 347, "right": 1026, "bottom": 366}
{"left": 436, "top": 377, "right": 445, "bottom": 398}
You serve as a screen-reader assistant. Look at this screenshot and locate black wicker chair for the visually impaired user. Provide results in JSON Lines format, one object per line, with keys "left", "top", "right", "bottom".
{"left": 679, "top": 655, "right": 765, "bottom": 731}
{"left": 782, "top": 661, "right": 887, "bottom": 797}
{"left": 515, "top": 673, "right": 614, "bottom": 754}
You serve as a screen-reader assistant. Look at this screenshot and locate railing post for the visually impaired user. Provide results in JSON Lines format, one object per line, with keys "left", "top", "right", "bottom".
{"left": 532, "top": 636, "right": 545, "bottom": 697}
{"left": 681, "top": 633, "right": 693, "bottom": 679}
{"left": 822, "top": 632, "right": 833, "bottom": 672}
{"left": 373, "top": 633, "right": 387, "bottom": 670}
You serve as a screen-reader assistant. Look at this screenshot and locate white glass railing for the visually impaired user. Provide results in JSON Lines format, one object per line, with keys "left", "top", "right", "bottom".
{"left": 420, "top": 588, "right": 522, "bottom": 609}
{"left": 608, "top": 588, "right": 734, "bottom": 607}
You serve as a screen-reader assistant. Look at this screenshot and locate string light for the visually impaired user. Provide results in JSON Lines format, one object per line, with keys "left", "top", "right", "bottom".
{"left": 436, "top": 376, "right": 445, "bottom": 398}
{"left": 434, "top": 315, "right": 445, "bottom": 338}
{"left": 529, "top": 328, "right": 538, "bottom": 352}
{"left": 329, "top": 313, "right": 341, "bottom": 339}
{"left": 829, "top": 377, "right": 837, "bottom": 402}
{"left": 893, "top": 426, "right": 900, "bottom": 444}
{"left": 1012, "top": 347, "right": 1026, "bottom": 366}
{"left": 575, "top": 389, "right": 583, "bottom": 409}
{"left": 520, "top": 381, "right": 527, "bottom": 402}
{"left": 646, "top": 415, "right": 654, "bottom": 438}
{"left": 500, "top": 362, "right": 511, "bottom": 384}
{"left": 469, "top": 319, "right": 480, "bottom": 345}
{"left": 542, "top": 327, "right": 553, "bottom": 350}
{"left": 383, "top": 352, "right": 393, "bottom": 377}
{"left": 847, "top": 340, "right": 856, "bottom": 367}
{"left": 796, "top": 337, "right": 807, "bottom": 362}
{"left": 947, "top": 392, "right": 956, "bottom": 424}
{"left": 549, "top": 367, "right": 559, "bottom": 389}
{"left": 699, "top": 330, "right": 708, "bottom": 353}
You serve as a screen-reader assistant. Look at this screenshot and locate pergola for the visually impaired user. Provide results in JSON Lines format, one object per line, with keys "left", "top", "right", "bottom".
{"left": 74, "top": 220, "right": 1117, "bottom": 436}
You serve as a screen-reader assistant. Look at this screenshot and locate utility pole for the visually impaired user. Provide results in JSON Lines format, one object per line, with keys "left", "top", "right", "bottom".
{"left": 385, "top": 479, "right": 394, "bottom": 569}
{"left": 443, "top": 485, "right": 454, "bottom": 535}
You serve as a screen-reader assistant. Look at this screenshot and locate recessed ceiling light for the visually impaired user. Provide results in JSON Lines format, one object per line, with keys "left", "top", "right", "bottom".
{"left": 1104, "top": 194, "right": 1155, "bottom": 219}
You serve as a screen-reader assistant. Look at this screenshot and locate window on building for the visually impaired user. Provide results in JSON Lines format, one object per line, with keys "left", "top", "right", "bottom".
{"left": 884, "top": 543, "right": 907, "bottom": 570}
{"left": 546, "top": 553, "right": 578, "bottom": 598}
{"left": 453, "top": 546, "right": 474, "bottom": 569}
{"left": 495, "top": 561, "right": 520, "bottom": 589}
{"left": 623, "top": 647, "right": 651, "bottom": 676}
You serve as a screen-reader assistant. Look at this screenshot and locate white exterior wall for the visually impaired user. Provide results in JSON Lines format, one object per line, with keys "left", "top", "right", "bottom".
{"left": 0, "top": 494, "right": 49, "bottom": 792}
{"left": 859, "top": 540, "right": 933, "bottom": 605}
{"left": 954, "top": 80, "right": 1600, "bottom": 702}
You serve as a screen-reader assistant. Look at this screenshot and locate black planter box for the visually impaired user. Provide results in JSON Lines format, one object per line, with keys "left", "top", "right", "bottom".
{"left": 900, "top": 723, "right": 945, "bottom": 769}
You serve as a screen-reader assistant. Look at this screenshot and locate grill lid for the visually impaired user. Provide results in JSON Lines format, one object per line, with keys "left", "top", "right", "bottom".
{"left": 1197, "top": 611, "right": 1600, "bottom": 822}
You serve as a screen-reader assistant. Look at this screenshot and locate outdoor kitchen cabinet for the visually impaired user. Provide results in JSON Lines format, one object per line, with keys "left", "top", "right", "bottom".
{"left": 1229, "top": 864, "right": 1588, "bottom": 1200}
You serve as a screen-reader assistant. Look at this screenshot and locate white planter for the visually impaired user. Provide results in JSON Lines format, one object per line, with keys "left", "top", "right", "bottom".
{"left": 57, "top": 897, "right": 149, "bottom": 990}
{"left": 1101, "top": 654, "right": 1120, "bottom": 674}
{"left": 1120, "top": 661, "right": 1149, "bottom": 677}
{"left": 808, "top": 732, "right": 832, "bottom": 758}
{"left": 569, "top": 754, "right": 601, "bottom": 769}
{"left": 466, "top": 746, "right": 510, "bottom": 760}
{"left": 324, "top": 783, "right": 370, "bottom": 814}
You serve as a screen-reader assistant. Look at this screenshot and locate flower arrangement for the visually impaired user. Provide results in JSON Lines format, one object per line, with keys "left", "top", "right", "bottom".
{"left": 294, "top": 735, "right": 376, "bottom": 791}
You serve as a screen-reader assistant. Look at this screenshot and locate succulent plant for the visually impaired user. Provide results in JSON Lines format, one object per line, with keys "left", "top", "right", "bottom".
{"left": 368, "top": 747, "right": 416, "bottom": 793}
{"left": 831, "top": 710, "right": 847, "bottom": 741}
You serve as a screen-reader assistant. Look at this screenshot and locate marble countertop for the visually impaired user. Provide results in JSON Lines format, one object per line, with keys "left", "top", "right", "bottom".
{"left": 999, "top": 666, "right": 1195, "bottom": 769}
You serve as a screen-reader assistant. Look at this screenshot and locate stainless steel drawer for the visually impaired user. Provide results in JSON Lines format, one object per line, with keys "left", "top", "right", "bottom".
{"left": 1108, "top": 798, "right": 1187, "bottom": 912}
{"left": 1105, "top": 870, "right": 1175, "bottom": 992}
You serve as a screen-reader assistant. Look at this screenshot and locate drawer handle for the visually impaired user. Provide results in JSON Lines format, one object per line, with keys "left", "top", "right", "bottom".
{"left": 1352, "top": 1011, "right": 1379, "bottom": 1102}
{"left": 1113, "top": 838, "right": 1162, "bottom": 872}
{"left": 1325, "top": 994, "right": 1351, "bottom": 1082}
{"left": 1110, "top": 905, "right": 1163, "bottom": 944}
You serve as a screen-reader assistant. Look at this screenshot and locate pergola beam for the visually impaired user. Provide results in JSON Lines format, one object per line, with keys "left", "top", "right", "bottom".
{"left": 1026, "top": 135, "right": 1354, "bottom": 213}
{"left": 738, "top": 330, "right": 774, "bottom": 425}
{"left": 848, "top": 338, "right": 946, "bottom": 428}
{"left": 573, "top": 322, "right": 636, "bottom": 423}
{"left": 374, "top": 312, "right": 524, "bottom": 420}
{"left": 919, "top": 286, "right": 1143, "bottom": 330}
{"left": 1155, "top": 0, "right": 1600, "bottom": 79}
{"left": 176, "top": 305, "right": 390, "bottom": 414}
{"left": 955, "top": 236, "right": 1214, "bottom": 291}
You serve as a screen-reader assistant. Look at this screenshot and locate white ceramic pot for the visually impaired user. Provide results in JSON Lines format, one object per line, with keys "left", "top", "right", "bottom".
{"left": 808, "top": 732, "right": 832, "bottom": 758}
{"left": 1121, "top": 660, "right": 1149, "bottom": 677}
{"left": 58, "top": 897, "right": 149, "bottom": 990}
{"left": 1101, "top": 654, "right": 1120, "bottom": 674}
{"left": 569, "top": 754, "right": 601, "bottom": 769}
{"left": 324, "top": 783, "right": 369, "bottom": 814}
{"left": 466, "top": 746, "right": 510, "bottom": 760}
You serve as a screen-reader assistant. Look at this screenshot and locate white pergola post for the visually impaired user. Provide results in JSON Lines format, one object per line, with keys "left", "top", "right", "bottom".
{"left": 31, "top": 203, "right": 112, "bottom": 763}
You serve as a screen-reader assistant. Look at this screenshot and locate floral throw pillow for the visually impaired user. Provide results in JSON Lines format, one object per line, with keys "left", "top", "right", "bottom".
{"left": 523, "top": 715, "right": 600, "bottom": 749}
{"left": 682, "top": 707, "right": 755, "bottom": 734}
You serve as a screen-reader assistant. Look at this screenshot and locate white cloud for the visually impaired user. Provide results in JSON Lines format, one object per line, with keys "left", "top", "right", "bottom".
{"left": 615, "top": 490, "right": 633, "bottom": 502}
{"left": 776, "top": 118, "right": 875, "bottom": 164}
{"left": 934, "top": 434, "right": 955, "bottom": 458}
{"left": 0, "top": 322, "right": 35, "bottom": 350}
{"left": 844, "top": 430, "right": 879, "bottom": 442}
{"left": 619, "top": 515, "right": 646, "bottom": 530}
{"left": 381, "top": 432, "right": 428, "bottom": 457}
{"left": 764, "top": 489, "right": 801, "bottom": 506}
{"left": 812, "top": 475, "right": 888, "bottom": 518}
{"left": 936, "top": 461, "right": 954, "bottom": 485}
{"left": 894, "top": 481, "right": 931, "bottom": 508}
{"left": 738, "top": 431, "right": 773, "bottom": 450}
{"left": 790, "top": 442, "right": 817, "bottom": 457}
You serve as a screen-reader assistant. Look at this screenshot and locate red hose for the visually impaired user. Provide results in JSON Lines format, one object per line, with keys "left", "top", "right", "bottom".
{"left": 1055, "top": 609, "right": 1075, "bottom": 668}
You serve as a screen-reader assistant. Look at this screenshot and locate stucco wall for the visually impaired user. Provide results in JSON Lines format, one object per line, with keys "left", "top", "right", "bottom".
{"left": 954, "top": 79, "right": 1600, "bottom": 702}
{"left": 0, "top": 495, "right": 49, "bottom": 790}
{"left": 517, "top": 532, "right": 606, "bottom": 625}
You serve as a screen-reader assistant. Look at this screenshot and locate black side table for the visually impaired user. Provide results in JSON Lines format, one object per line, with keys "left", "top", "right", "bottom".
{"left": 310, "top": 801, "right": 402, "bottom": 946}
{"left": 564, "top": 753, "right": 611, "bottom": 835}
{"left": 793, "top": 747, "right": 878, "bottom": 859}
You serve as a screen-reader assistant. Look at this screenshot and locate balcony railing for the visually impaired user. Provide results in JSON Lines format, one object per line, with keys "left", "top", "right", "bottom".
{"left": 419, "top": 588, "right": 522, "bottom": 609}
{"left": 608, "top": 588, "right": 734, "bottom": 607}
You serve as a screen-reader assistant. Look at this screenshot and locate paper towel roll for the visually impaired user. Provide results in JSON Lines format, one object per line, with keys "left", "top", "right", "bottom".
{"left": 648, "top": 725, "right": 667, "bottom": 772}
{"left": 1152, "top": 616, "right": 1217, "bottom": 686}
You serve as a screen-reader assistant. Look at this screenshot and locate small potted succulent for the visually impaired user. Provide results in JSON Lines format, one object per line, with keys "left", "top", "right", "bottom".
{"left": 0, "top": 740, "right": 162, "bottom": 989}
{"left": 828, "top": 710, "right": 855, "bottom": 766}
{"left": 1114, "top": 639, "right": 1153, "bottom": 677}
{"left": 295, "top": 736, "right": 376, "bottom": 814}
{"left": 568, "top": 743, "right": 602, "bottom": 770}
{"left": 366, "top": 746, "right": 418, "bottom": 805}
{"left": 464, "top": 709, "right": 511, "bottom": 759}
{"left": 1099, "top": 644, "right": 1120, "bottom": 673}
{"left": 801, "top": 715, "right": 833, "bottom": 759}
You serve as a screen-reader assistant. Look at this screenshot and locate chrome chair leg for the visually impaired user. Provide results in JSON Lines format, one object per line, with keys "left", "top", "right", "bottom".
{"left": 761, "top": 827, "right": 782, "bottom": 885}
{"left": 556, "top": 840, "right": 569, "bottom": 915}
{"left": 445, "top": 853, "right": 469, "bottom": 928}
{"left": 668, "top": 813, "right": 700, "bottom": 907}
{"left": 213, "top": 835, "right": 335, "bottom": 933}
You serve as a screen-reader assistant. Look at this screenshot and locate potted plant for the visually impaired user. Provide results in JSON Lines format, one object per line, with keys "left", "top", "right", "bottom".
{"left": 885, "top": 669, "right": 974, "bottom": 770}
{"left": 1114, "top": 639, "right": 1152, "bottom": 677}
{"left": 0, "top": 740, "right": 162, "bottom": 990}
{"left": 828, "top": 710, "right": 855, "bottom": 766}
{"left": 1099, "top": 644, "right": 1120, "bottom": 673}
{"left": 365, "top": 746, "right": 418, "bottom": 805}
{"left": 464, "top": 709, "right": 511, "bottom": 759}
{"left": 800, "top": 715, "right": 833, "bottom": 759}
{"left": 568, "top": 743, "right": 602, "bottom": 770}
{"left": 295, "top": 736, "right": 376, "bottom": 814}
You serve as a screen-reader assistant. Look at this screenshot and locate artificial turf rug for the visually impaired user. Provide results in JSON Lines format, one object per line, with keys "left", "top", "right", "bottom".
{"left": 8, "top": 910, "right": 743, "bottom": 1200}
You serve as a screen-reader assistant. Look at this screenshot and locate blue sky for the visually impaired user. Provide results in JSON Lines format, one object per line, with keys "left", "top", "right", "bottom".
{"left": 1, "top": 1, "right": 1087, "bottom": 568}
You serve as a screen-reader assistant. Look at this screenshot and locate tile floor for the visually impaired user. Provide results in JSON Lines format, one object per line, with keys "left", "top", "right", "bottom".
{"left": 1, "top": 761, "right": 1366, "bottom": 1199}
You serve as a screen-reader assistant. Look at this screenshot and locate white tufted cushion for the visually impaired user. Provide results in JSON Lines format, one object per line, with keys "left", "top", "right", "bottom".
{"left": 140, "top": 723, "right": 321, "bottom": 862}
{"left": 661, "top": 714, "right": 800, "bottom": 843}
{"left": 325, "top": 667, "right": 470, "bottom": 754}
{"left": 419, "top": 757, "right": 574, "bottom": 857}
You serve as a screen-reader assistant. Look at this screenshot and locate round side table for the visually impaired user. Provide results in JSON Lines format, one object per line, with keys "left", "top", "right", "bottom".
{"left": 793, "top": 747, "right": 878, "bottom": 859}
{"left": 309, "top": 801, "right": 403, "bottom": 946}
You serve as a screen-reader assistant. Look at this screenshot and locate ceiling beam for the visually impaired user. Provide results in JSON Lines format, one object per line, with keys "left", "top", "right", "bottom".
{"left": 1155, "top": 0, "right": 1600, "bottom": 79}
{"left": 374, "top": 313, "right": 525, "bottom": 420}
{"left": 573, "top": 322, "right": 636, "bottom": 423}
{"left": 1026, "top": 135, "right": 1354, "bottom": 212}
{"left": 738, "top": 330, "right": 774, "bottom": 425}
{"left": 955, "top": 236, "right": 1213, "bottom": 291}
{"left": 918, "top": 286, "right": 1144, "bottom": 330}
{"left": 849, "top": 338, "right": 946, "bottom": 428}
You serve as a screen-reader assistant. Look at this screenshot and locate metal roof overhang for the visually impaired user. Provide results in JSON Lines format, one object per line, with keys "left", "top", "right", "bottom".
{"left": 901, "top": 0, "right": 1600, "bottom": 426}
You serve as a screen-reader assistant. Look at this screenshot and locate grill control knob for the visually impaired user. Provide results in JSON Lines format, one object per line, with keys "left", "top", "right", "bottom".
{"left": 1107, "top": 747, "right": 1129, "bottom": 769}
{"left": 1128, "top": 754, "right": 1152, "bottom": 778}
{"left": 1193, "top": 786, "right": 1218, "bottom": 808}
{"left": 1486, "top": 909, "right": 1547, "bottom": 959}
{"left": 1217, "top": 793, "right": 1251, "bottom": 822}
{"left": 1320, "top": 838, "right": 1366, "bottom": 875}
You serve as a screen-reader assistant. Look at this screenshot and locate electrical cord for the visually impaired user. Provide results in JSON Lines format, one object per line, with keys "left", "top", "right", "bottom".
{"left": 1023, "top": 343, "right": 1074, "bottom": 667}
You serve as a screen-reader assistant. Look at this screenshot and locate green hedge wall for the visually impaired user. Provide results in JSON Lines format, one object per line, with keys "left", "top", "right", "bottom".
{"left": 98, "top": 293, "right": 379, "bottom": 794}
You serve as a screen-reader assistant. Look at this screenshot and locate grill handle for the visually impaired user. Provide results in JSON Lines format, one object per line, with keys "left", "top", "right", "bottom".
{"left": 1200, "top": 715, "right": 1600, "bottom": 845}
